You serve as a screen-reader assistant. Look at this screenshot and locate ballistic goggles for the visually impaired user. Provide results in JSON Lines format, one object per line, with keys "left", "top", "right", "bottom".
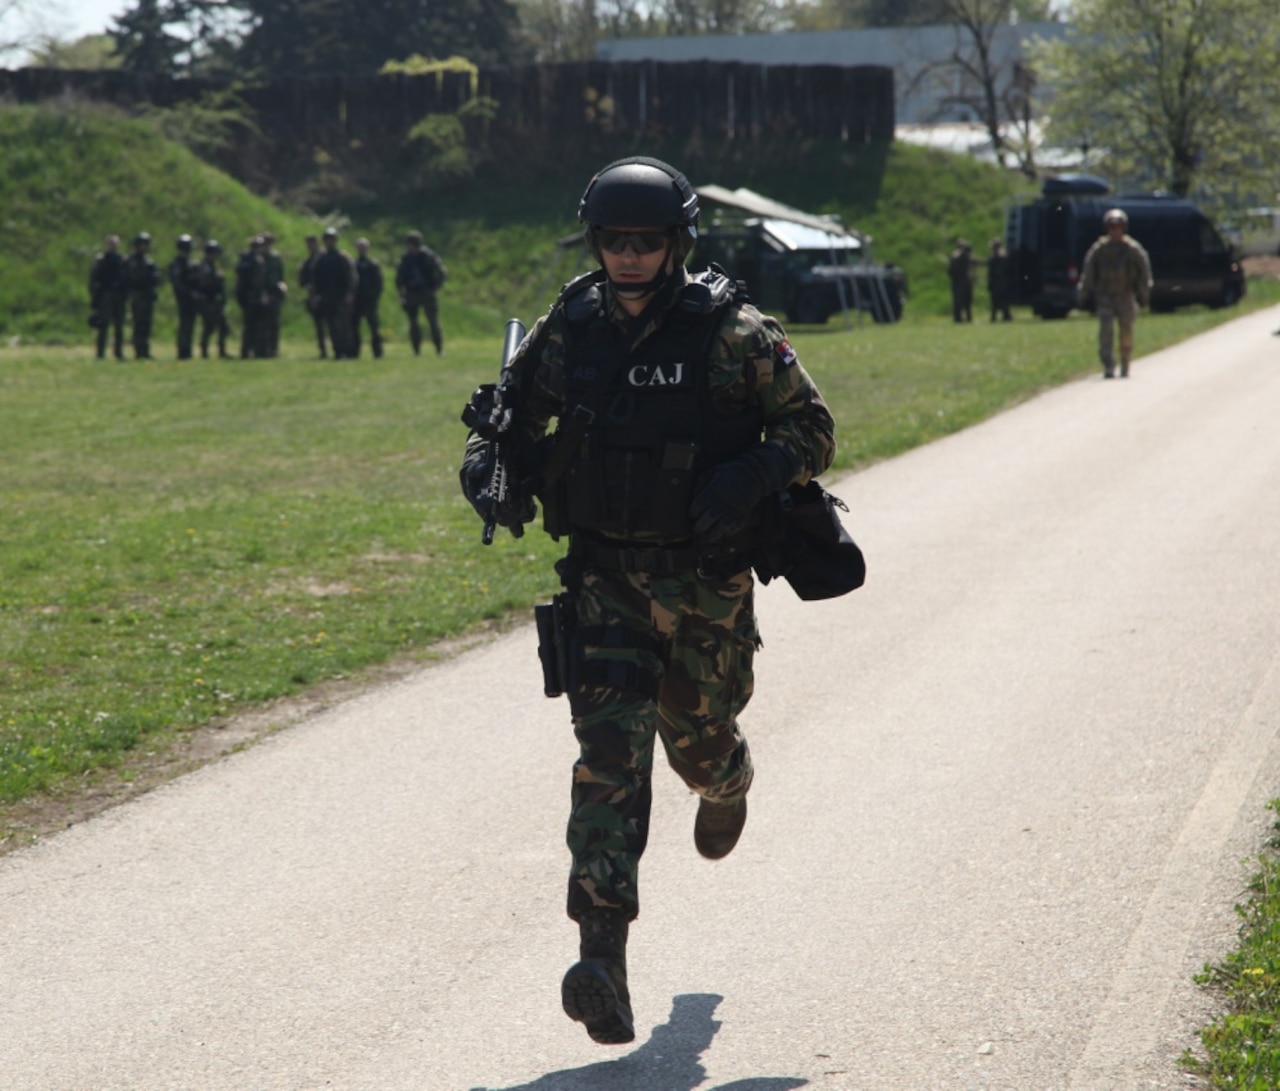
{"left": 591, "top": 228, "right": 673, "bottom": 255}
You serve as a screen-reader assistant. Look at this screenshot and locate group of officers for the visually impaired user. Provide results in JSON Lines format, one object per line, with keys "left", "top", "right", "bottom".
{"left": 87, "top": 228, "right": 447, "bottom": 362}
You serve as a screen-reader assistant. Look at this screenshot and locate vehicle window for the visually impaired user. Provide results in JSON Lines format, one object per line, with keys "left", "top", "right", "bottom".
{"left": 1199, "top": 221, "right": 1227, "bottom": 254}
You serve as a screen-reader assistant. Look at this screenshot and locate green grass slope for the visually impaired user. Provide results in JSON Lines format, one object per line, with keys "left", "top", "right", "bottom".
{"left": 0, "top": 99, "right": 1033, "bottom": 345}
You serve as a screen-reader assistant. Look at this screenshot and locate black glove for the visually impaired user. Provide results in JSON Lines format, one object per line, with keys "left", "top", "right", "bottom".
{"left": 691, "top": 444, "right": 802, "bottom": 543}
{"left": 460, "top": 446, "right": 492, "bottom": 516}
{"left": 460, "top": 444, "right": 536, "bottom": 531}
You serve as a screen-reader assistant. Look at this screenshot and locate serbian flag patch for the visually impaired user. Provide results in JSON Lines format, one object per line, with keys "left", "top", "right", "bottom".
{"left": 776, "top": 339, "right": 798, "bottom": 367}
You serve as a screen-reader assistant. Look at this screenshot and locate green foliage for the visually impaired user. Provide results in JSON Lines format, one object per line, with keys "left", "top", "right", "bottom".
{"left": 1032, "top": 0, "right": 1280, "bottom": 207}
{"left": 135, "top": 86, "right": 261, "bottom": 159}
{"left": 782, "top": 0, "right": 1056, "bottom": 30}
{"left": 404, "top": 95, "right": 500, "bottom": 183}
{"left": 1186, "top": 800, "right": 1280, "bottom": 1086}
{"left": 380, "top": 53, "right": 480, "bottom": 85}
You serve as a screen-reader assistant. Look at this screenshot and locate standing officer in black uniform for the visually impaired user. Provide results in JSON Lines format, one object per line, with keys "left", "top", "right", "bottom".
{"left": 125, "top": 232, "right": 160, "bottom": 359}
{"left": 261, "top": 232, "right": 287, "bottom": 358}
{"left": 460, "top": 158, "right": 835, "bottom": 1046}
{"left": 313, "top": 226, "right": 357, "bottom": 358}
{"left": 235, "top": 236, "right": 268, "bottom": 358}
{"left": 194, "top": 240, "right": 231, "bottom": 359}
{"left": 351, "top": 237, "right": 384, "bottom": 358}
{"left": 169, "top": 234, "right": 199, "bottom": 359}
{"left": 89, "top": 233, "right": 128, "bottom": 360}
{"left": 298, "top": 234, "right": 328, "bottom": 358}
{"left": 395, "top": 230, "right": 446, "bottom": 356}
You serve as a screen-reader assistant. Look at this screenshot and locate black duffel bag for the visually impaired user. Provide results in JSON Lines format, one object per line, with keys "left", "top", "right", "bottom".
{"left": 755, "top": 480, "right": 865, "bottom": 600}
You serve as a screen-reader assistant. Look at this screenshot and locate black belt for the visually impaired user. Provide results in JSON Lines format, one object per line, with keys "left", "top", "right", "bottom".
{"left": 569, "top": 537, "right": 702, "bottom": 574}
{"left": 568, "top": 536, "right": 754, "bottom": 579}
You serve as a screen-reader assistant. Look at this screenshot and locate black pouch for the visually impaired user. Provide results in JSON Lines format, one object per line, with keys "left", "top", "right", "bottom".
{"left": 534, "top": 592, "right": 573, "bottom": 697}
{"left": 758, "top": 480, "right": 866, "bottom": 601}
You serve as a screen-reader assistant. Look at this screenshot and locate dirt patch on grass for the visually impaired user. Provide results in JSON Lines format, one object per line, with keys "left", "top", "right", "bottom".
{"left": 1243, "top": 255, "right": 1280, "bottom": 280}
{"left": 0, "top": 619, "right": 522, "bottom": 858}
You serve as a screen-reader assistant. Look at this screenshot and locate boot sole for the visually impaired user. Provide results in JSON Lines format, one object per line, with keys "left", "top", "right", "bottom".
{"left": 561, "top": 963, "right": 635, "bottom": 1045}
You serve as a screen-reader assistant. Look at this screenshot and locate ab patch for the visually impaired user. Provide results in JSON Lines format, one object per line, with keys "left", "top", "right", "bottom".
{"left": 775, "top": 339, "right": 798, "bottom": 368}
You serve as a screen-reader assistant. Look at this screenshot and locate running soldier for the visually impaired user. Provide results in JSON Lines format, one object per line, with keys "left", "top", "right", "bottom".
{"left": 460, "top": 157, "right": 835, "bottom": 1046}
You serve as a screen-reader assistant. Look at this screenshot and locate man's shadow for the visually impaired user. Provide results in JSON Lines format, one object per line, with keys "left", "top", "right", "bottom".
{"left": 470, "top": 993, "right": 808, "bottom": 1091}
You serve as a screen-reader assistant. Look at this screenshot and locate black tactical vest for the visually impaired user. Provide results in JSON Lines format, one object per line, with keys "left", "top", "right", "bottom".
{"left": 545, "top": 270, "right": 763, "bottom": 543}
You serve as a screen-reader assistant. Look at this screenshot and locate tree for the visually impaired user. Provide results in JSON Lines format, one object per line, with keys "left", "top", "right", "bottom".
{"left": 231, "top": 0, "right": 519, "bottom": 76}
{"left": 0, "top": 0, "right": 42, "bottom": 62}
{"left": 25, "top": 33, "right": 122, "bottom": 69}
{"left": 915, "top": 0, "right": 1057, "bottom": 173}
{"left": 1033, "top": 0, "right": 1280, "bottom": 204}
{"left": 651, "top": 0, "right": 787, "bottom": 34}
{"left": 108, "top": 0, "right": 519, "bottom": 78}
{"left": 516, "top": 0, "right": 604, "bottom": 62}
{"left": 110, "top": 0, "right": 207, "bottom": 76}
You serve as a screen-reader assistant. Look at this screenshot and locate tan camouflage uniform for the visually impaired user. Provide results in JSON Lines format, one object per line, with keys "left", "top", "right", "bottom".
{"left": 463, "top": 267, "right": 834, "bottom": 921}
{"left": 1080, "top": 232, "right": 1153, "bottom": 376}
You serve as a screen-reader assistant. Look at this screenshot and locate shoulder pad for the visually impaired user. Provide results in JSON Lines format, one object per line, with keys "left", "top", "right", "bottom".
{"left": 559, "top": 269, "right": 607, "bottom": 323}
{"left": 681, "top": 262, "right": 748, "bottom": 313}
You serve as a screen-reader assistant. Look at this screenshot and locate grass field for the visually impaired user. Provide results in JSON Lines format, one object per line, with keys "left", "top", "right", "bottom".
{"left": 5, "top": 285, "right": 1278, "bottom": 811}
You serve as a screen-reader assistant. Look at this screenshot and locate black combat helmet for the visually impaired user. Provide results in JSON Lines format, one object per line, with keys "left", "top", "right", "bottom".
{"left": 205, "top": 240, "right": 221, "bottom": 253}
{"left": 578, "top": 157, "right": 699, "bottom": 262}
{"left": 135, "top": 231, "right": 152, "bottom": 245}
{"left": 177, "top": 234, "right": 193, "bottom": 250}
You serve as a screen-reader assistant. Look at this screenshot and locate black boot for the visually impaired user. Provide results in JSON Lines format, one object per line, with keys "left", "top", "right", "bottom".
{"left": 561, "top": 908, "right": 634, "bottom": 1045}
{"left": 694, "top": 796, "right": 747, "bottom": 859}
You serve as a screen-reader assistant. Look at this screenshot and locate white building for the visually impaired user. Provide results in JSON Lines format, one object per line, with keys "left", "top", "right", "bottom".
{"left": 597, "top": 22, "right": 1069, "bottom": 152}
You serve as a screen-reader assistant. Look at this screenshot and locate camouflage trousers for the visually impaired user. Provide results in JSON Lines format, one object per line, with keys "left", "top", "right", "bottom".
{"left": 1097, "top": 293, "right": 1137, "bottom": 373}
{"left": 565, "top": 563, "right": 758, "bottom": 923}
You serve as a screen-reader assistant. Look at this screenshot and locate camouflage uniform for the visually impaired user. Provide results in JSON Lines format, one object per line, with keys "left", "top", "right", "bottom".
{"left": 463, "top": 267, "right": 835, "bottom": 923}
{"left": 1080, "top": 230, "right": 1153, "bottom": 377}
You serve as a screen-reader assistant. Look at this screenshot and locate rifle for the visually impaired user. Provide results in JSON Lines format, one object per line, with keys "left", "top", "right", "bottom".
{"left": 462, "top": 317, "right": 528, "bottom": 545}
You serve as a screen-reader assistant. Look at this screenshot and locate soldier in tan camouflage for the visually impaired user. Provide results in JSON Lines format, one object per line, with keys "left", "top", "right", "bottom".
{"left": 1078, "top": 208, "right": 1153, "bottom": 378}
{"left": 460, "top": 157, "right": 835, "bottom": 1047}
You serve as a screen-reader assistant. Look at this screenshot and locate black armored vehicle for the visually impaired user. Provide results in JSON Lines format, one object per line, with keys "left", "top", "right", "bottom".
{"left": 1005, "top": 174, "right": 1245, "bottom": 319}
{"left": 693, "top": 185, "right": 906, "bottom": 325}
